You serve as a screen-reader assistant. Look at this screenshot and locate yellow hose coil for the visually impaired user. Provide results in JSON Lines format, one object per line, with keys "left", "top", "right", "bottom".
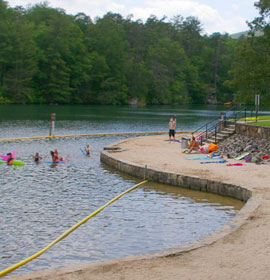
{"left": 0, "top": 180, "right": 148, "bottom": 278}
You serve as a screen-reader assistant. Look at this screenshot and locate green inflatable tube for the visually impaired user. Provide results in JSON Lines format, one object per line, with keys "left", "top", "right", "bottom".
{"left": 0, "top": 159, "right": 23, "bottom": 166}
{"left": 13, "top": 160, "right": 24, "bottom": 166}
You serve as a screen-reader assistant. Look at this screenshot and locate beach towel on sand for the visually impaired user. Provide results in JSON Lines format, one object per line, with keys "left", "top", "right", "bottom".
{"left": 186, "top": 155, "right": 222, "bottom": 160}
{"left": 200, "top": 159, "right": 227, "bottom": 164}
{"left": 164, "top": 139, "right": 181, "bottom": 143}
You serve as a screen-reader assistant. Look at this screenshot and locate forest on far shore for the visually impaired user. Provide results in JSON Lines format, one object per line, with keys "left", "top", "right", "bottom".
{"left": 0, "top": 0, "right": 270, "bottom": 105}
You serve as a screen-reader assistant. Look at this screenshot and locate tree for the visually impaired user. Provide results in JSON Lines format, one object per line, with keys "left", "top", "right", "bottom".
{"left": 26, "top": 4, "right": 92, "bottom": 103}
{"left": 226, "top": 0, "right": 270, "bottom": 104}
{"left": 84, "top": 13, "right": 129, "bottom": 104}
{"left": 0, "top": 0, "right": 13, "bottom": 100}
{"left": 226, "top": 36, "right": 270, "bottom": 104}
{"left": 0, "top": 1, "right": 37, "bottom": 103}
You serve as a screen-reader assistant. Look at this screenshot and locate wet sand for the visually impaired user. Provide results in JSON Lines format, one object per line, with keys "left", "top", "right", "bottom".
{"left": 8, "top": 134, "right": 270, "bottom": 280}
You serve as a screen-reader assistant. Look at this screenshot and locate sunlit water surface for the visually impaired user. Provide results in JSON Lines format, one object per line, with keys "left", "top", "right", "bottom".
{"left": 0, "top": 105, "right": 245, "bottom": 277}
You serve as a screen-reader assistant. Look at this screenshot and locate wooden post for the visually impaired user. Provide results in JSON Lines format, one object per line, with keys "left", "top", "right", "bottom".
{"left": 49, "top": 113, "right": 56, "bottom": 139}
{"left": 144, "top": 165, "right": 147, "bottom": 180}
{"left": 255, "top": 94, "right": 260, "bottom": 123}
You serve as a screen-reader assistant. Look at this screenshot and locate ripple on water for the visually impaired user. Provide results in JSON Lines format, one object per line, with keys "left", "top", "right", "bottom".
{"left": 0, "top": 136, "right": 243, "bottom": 276}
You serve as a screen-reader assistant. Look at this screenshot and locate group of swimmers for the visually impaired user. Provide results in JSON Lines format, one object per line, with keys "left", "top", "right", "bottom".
{"left": 3, "top": 145, "right": 91, "bottom": 166}
{"left": 32, "top": 145, "right": 91, "bottom": 164}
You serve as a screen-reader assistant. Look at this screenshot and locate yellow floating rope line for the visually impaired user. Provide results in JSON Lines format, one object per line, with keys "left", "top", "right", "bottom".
{"left": 0, "top": 180, "right": 148, "bottom": 278}
{"left": 0, "top": 131, "right": 168, "bottom": 142}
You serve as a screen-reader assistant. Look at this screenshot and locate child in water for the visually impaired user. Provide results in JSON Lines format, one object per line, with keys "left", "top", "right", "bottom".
{"left": 85, "top": 145, "right": 91, "bottom": 156}
{"left": 54, "top": 149, "right": 60, "bottom": 161}
{"left": 50, "top": 151, "right": 58, "bottom": 162}
{"left": 7, "top": 153, "right": 14, "bottom": 165}
{"left": 51, "top": 150, "right": 65, "bottom": 162}
{"left": 33, "top": 152, "right": 42, "bottom": 164}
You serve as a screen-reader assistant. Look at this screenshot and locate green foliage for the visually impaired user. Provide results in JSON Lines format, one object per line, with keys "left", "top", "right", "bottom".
{"left": 0, "top": 1, "right": 38, "bottom": 103}
{"left": 0, "top": 0, "right": 256, "bottom": 105}
{"left": 226, "top": 0, "right": 270, "bottom": 105}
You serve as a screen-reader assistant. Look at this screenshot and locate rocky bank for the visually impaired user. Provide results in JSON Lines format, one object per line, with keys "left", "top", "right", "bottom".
{"left": 218, "top": 134, "right": 270, "bottom": 164}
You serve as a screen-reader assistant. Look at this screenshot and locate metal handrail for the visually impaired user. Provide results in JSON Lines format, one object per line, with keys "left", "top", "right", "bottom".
{"left": 192, "top": 105, "right": 238, "bottom": 135}
{"left": 194, "top": 122, "right": 220, "bottom": 145}
{"left": 191, "top": 104, "right": 243, "bottom": 145}
{"left": 192, "top": 116, "right": 220, "bottom": 136}
{"left": 224, "top": 108, "right": 247, "bottom": 125}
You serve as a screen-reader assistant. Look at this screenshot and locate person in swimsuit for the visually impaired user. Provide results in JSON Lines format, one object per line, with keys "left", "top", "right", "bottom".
{"left": 54, "top": 149, "right": 60, "bottom": 161}
{"left": 85, "top": 144, "right": 91, "bottom": 156}
{"left": 187, "top": 136, "right": 200, "bottom": 153}
{"left": 33, "top": 152, "right": 42, "bottom": 164}
{"left": 52, "top": 149, "right": 66, "bottom": 161}
{"left": 50, "top": 151, "right": 57, "bottom": 162}
{"left": 168, "top": 115, "right": 176, "bottom": 143}
{"left": 7, "top": 153, "right": 14, "bottom": 165}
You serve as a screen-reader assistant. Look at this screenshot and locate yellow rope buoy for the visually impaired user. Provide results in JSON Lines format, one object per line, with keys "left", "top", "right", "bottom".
{"left": 0, "top": 131, "right": 168, "bottom": 142}
{"left": 0, "top": 180, "right": 148, "bottom": 277}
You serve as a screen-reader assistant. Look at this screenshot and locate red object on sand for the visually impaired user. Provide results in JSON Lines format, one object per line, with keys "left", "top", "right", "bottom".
{"left": 262, "top": 155, "right": 269, "bottom": 159}
{"left": 227, "top": 163, "right": 243, "bottom": 166}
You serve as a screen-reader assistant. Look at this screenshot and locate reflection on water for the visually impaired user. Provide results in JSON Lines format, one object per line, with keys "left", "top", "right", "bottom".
{"left": 0, "top": 104, "right": 227, "bottom": 139}
{"left": 0, "top": 106, "right": 245, "bottom": 277}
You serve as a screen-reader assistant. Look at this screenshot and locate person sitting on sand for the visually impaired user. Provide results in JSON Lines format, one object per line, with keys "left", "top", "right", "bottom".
{"left": 200, "top": 143, "right": 218, "bottom": 154}
{"left": 187, "top": 136, "right": 200, "bottom": 154}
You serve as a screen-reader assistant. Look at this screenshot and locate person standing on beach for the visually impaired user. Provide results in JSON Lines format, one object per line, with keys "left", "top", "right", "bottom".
{"left": 168, "top": 115, "right": 176, "bottom": 143}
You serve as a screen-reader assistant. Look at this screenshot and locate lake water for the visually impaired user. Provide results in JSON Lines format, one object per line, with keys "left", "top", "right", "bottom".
{"left": 0, "top": 105, "right": 246, "bottom": 277}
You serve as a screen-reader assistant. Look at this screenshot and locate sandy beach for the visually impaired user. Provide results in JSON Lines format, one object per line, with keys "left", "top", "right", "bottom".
{"left": 8, "top": 133, "right": 270, "bottom": 280}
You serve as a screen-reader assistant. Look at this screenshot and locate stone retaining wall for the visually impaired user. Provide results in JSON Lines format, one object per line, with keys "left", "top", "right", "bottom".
{"left": 235, "top": 122, "right": 270, "bottom": 139}
{"left": 101, "top": 151, "right": 252, "bottom": 202}
{"left": 219, "top": 120, "right": 270, "bottom": 139}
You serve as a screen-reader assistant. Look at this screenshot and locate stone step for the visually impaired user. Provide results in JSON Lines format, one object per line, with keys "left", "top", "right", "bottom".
{"left": 205, "top": 136, "right": 224, "bottom": 143}
{"left": 224, "top": 125, "right": 235, "bottom": 130}
{"left": 199, "top": 124, "right": 236, "bottom": 144}
{"left": 219, "top": 131, "right": 235, "bottom": 137}
{"left": 222, "top": 128, "right": 235, "bottom": 134}
{"left": 215, "top": 134, "right": 226, "bottom": 139}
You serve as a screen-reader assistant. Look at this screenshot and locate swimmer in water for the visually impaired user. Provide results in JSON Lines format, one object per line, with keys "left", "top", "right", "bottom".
{"left": 51, "top": 150, "right": 65, "bottom": 162}
{"left": 54, "top": 149, "right": 60, "bottom": 161}
{"left": 50, "top": 151, "right": 57, "bottom": 162}
{"left": 7, "top": 153, "right": 14, "bottom": 165}
{"left": 85, "top": 144, "right": 91, "bottom": 156}
{"left": 33, "top": 152, "right": 42, "bottom": 164}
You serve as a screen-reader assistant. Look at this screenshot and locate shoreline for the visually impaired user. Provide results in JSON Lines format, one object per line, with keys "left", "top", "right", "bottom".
{"left": 8, "top": 133, "right": 270, "bottom": 280}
